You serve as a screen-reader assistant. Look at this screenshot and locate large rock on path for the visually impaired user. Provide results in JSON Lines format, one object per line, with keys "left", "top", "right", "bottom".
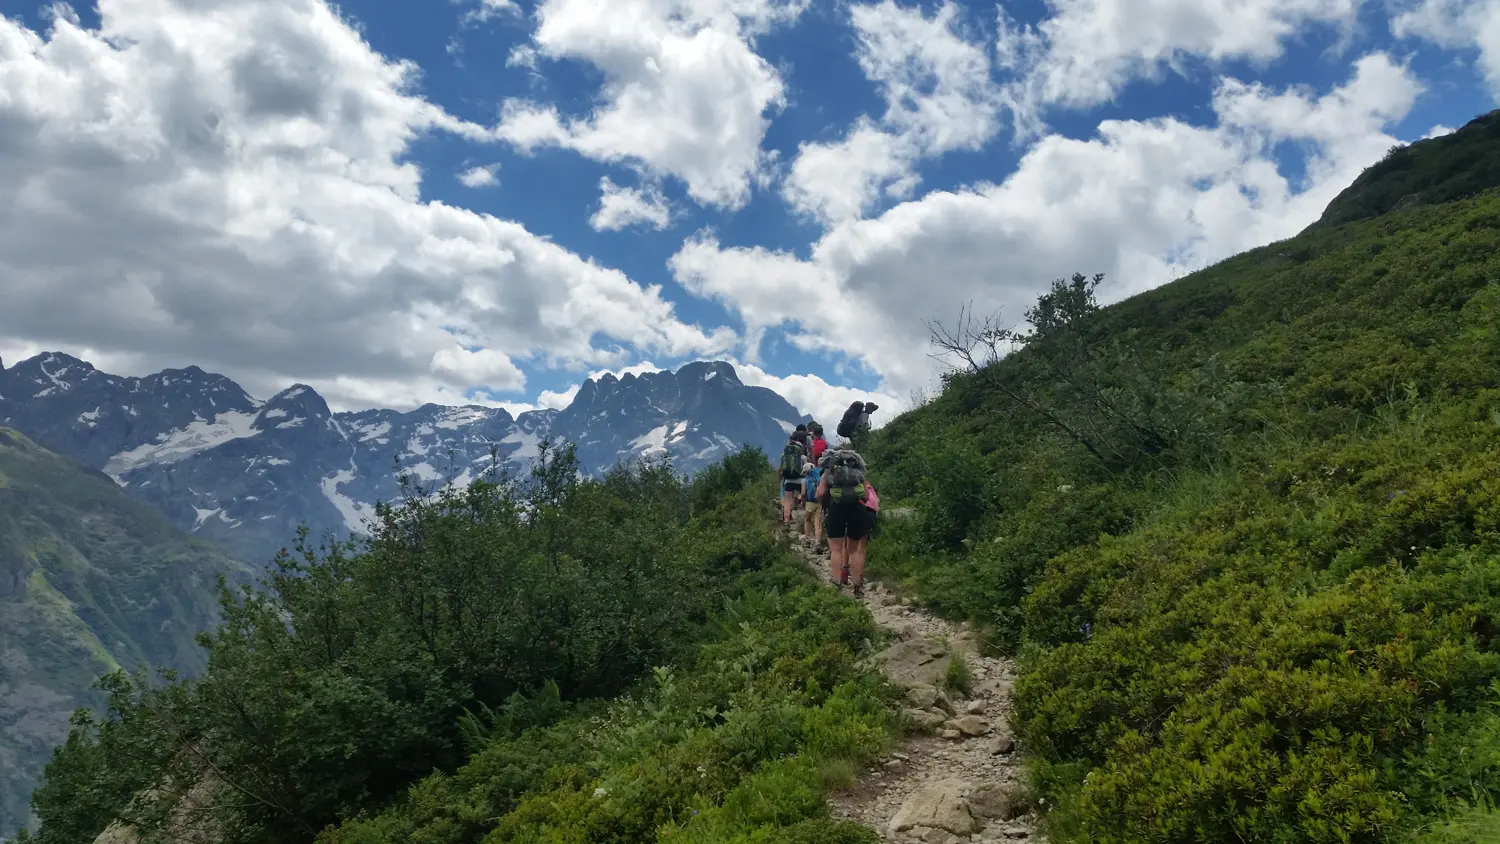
{"left": 888, "top": 777, "right": 979, "bottom": 836}
{"left": 874, "top": 636, "right": 951, "bottom": 688}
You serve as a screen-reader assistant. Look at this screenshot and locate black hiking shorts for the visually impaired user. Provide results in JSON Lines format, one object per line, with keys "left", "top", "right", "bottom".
{"left": 783, "top": 481, "right": 801, "bottom": 493}
{"left": 825, "top": 498, "right": 870, "bottom": 540}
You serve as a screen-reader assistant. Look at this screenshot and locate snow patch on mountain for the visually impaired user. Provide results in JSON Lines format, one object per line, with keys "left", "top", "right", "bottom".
{"left": 358, "top": 421, "right": 391, "bottom": 442}
{"left": 632, "top": 425, "right": 670, "bottom": 455}
{"left": 321, "top": 468, "right": 374, "bottom": 533}
{"left": 502, "top": 429, "right": 542, "bottom": 459}
{"left": 105, "top": 410, "right": 261, "bottom": 483}
{"left": 436, "top": 407, "right": 492, "bottom": 429}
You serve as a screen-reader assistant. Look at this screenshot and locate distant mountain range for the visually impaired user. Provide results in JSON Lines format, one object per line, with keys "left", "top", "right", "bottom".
{"left": 0, "top": 355, "right": 810, "bottom": 564}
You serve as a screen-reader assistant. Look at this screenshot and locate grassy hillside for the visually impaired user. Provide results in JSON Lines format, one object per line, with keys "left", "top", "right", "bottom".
{"left": 0, "top": 429, "right": 251, "bottom": 837}
{"left": 1311, "top": 109, "right": 1500, "bottom": 230}
{"left": 16, "top": 446, "right": 896, "bottom": 844}
{"left": 864, "top": 155, "right": 1500, "bottom": 837}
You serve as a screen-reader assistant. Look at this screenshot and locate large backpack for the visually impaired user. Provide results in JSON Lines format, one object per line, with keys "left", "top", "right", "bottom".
{"left": 779, "top": 440, "right": 806, "bottom": 478}
{"left": 837, "top": 402, "right": 876, "bottom": 439}
{"left": 823, "top": 448, "right": 868, "bottom": 503}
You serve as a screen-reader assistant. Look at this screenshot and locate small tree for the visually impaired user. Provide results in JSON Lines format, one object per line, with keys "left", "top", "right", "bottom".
{"left": 927, "top": 272, "right": 1181, "bottom": 472}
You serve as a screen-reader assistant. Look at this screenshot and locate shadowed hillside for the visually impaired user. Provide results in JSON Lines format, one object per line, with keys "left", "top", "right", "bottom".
{"left": 0, "top": 429, "right": 250, "bottom": 836}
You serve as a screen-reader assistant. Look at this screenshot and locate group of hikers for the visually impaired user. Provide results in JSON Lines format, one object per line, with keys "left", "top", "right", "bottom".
{"left": 777, "top": 401, "right": 880, "bottom": 596}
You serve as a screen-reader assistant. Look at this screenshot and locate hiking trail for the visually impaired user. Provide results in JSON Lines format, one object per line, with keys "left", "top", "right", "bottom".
{"left": 782, "top": 522, "right": 1046, "bottom": 844}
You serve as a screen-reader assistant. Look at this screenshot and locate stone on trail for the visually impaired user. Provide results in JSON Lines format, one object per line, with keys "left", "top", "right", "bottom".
{"left": 874, "top": 636, "right": 952, "bottom": 688}
{"left": 953, "top": 715, "right": 991, "bottom": 736}
{"left": 969, "top": 782, "right": 1029, "bottom": 821}
{"left": 888, "top": 777, "right": 980, "bottom": 836}
{"left": 988, "top": 734, "right": 1016, "bottom": 755}
{"left": 964, "top": 699, "right": 987, "bottom": 715}
{"left": 904, "top": 708, "right": 948, "bottom": 731}
{"left": 907, "top": 684, "right": 939, "bottom": 709}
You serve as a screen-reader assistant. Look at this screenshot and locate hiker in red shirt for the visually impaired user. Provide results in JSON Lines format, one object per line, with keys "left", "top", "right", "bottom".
{"left": 808, "top": 422, "right": 829, "bottom": 464}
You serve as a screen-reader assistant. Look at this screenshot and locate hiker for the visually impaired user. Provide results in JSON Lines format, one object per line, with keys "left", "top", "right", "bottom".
{"left": 836, "top": 401, "right": 879, "bottom": 451}
{"left": 778, "top": 434, "right": 808, "bottom": 525}
{"left": 791, "top": 423, "right": 813, "bottom": 454}
{"left": 817, "top": 446, "right": 870, "bottom": 594}
{"left": 808, "top": 422, "right": 829, "bottom": 464}
{"left": 801, "top": 457, "right": 823, "bottom": 546}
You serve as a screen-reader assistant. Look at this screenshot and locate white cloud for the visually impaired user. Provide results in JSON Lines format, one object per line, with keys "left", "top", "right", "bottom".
{"left": 731, "top": 361, "right": 901, "bottom": 434}
{"left": 1423, "top": 123, "right": 1456, "bottom": 138}
{"left": 783, "top": 0, "right": 1001, "bottom": 224}
{"left": 0, "top": 0, "right": 736, "bottom": 412}
{"left": 677, "top": 53, "right": 1422, "bottom": 398}
{"left": 461, "top": 0, "right": 520, "bottom": 25}
{"left": 536, "top": 384, "right": 581, "bottom": 409}
{"left": 495, "top": 0, "right": 805, "bottom": 209}
{"left": 590, "top": 177, "right": 672, "bottom": 231}
{"left": 996, "top": 0, "right": 1366, "bottom": 133}
{"left": 1391, "top": 0, "right": 1500, "bottom": 96}
{"left": 430, "top": 345, "right": 526, "bottom": 388}
{"left": 458, "top": 163, "right": 500, "bottom": 187}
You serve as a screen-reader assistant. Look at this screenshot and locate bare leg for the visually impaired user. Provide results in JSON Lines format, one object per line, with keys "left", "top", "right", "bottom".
{"left": 850, "top": 538, "right": 869, "bottom": 586}
{"left": 829, "top": 537, "right": 847, "bottom": 584}
{"left": 782, "top": 489, "right": 795, "bottom": 523}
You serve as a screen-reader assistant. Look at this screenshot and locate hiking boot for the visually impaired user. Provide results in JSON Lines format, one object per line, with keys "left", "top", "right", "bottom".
{"left": 852, "top": 581, "right": 865, "bottom": 597}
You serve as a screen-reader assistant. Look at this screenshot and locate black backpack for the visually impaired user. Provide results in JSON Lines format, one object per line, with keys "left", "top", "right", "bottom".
{"left": 837, "top": 401, "right": 878, "bottom": 439}
{"left": 779, "top": 440, "right": 806, "bottom": 478}
{"left": 822, "top": 448, "right": 868, "bottom": 503}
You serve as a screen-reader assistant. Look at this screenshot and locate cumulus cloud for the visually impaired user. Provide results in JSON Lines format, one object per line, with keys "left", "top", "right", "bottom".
{"left": 679, "top": 53, "right": 1423, "bottom": 398}
{"left": 995, "top": 0, "right": 1366, "bottom": 133}
{"left": 494, "top": 0, "right": 805, "bottom": 209}
{"left": 590, "top": 177, "right": 673, "bottom": 231}
{"left": 0, "top": 0, "right": 735, "bottom": 412}
{"left": 458, "top": 163, "right": 501, "bottom": 187}
{"left": 783, "top": 1, "right": 1001, "bottom": 224}
{"left": 1390, "top": 0, "right": 1500, "bottom": 95}
{"left": 730, "top": 361, "right": 902, "bottom": 434}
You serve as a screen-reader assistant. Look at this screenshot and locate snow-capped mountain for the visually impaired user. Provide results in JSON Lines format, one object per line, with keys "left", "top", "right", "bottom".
{"left": 0, "top": 353, "right": 808, "bottom": 564}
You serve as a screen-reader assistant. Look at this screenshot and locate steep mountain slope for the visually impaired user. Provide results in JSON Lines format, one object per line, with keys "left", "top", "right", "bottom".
{"left": 864, "top": 122, "right": 1500, "bottom": 840}
{"left": 0, "top": 428, "right": 249, "bottom": 836}
{"left": 1309, "top": 108, "right": 1500, "bottom": 230}
{"left": 0, "top": 358, "right": 807, "bottom": 564}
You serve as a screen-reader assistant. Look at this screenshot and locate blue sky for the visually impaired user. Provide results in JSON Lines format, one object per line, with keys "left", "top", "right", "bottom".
{"left": 0, "top": 0, "right": 1495, "bottom": 425}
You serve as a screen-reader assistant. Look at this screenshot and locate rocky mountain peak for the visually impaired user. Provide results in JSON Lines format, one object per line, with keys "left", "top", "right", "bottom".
{"left": 252, "top": 384, "right": 332, "bottom": 432}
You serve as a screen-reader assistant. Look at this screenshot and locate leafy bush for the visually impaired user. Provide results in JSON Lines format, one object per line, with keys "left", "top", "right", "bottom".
{"left": 22, "top": 447, "right": 898, "bottom": 844}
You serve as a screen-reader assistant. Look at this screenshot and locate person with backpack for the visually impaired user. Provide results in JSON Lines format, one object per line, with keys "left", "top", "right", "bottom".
{"left": 791, "top": 423, "right": 813, "bottom": 454}
{"left": 816, "top": 446, "right": 871, "bottom": 594}
{"left": 836, "top": 401, "right": 879, "bottom": 451}
{"left": 801, "top": 458, "right": 823, "bottom": 547}
{"left": 778, "top": 435, "right": 808, "bottom": 525}
{"left": 808, "top": 423, "right": 829, "bottom": 464}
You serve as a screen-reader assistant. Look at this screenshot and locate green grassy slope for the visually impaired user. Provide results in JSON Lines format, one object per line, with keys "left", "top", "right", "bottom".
{"left": 1310, "top": 108, "right": 1500, "bottom": 230}
{"left": 865, "top": 162, "right": 1500, "bottom": 837}
{"left": 0, "top": 428, "right": 250, "bottom": 838}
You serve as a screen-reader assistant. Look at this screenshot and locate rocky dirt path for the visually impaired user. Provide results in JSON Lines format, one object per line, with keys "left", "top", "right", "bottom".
{"left": 785, "top": 526, "right": 1045, "bottom": 844}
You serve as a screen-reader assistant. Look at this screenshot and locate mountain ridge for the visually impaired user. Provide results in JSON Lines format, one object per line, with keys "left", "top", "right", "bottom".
{"left": 0, "top": 356, "right": 811, "bottom": 564}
